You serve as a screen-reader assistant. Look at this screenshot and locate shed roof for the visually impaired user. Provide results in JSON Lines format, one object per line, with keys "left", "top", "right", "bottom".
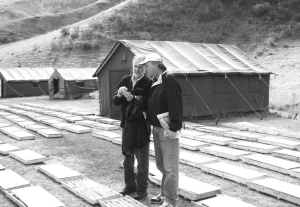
{"left": 0, "top": 68, "right": 54, "bottom": 81}
{"left": 55, "top": 68, "right": 97, "bottom": 80}
{"left": 94, "top": 40, "right": 271, "bottom": 76}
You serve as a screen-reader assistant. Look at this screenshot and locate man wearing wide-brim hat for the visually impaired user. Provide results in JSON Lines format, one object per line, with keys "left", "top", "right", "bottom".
{"left": 139, "top": 53, "right": 183, "bottom": 207}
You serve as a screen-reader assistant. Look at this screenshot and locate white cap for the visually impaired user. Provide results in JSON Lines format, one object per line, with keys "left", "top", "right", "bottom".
{"left": 139, "top": 53, "right": 162, "bottom": 65}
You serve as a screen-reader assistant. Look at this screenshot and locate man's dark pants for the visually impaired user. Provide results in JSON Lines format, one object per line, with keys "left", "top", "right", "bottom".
{"left": 123, "top": 142, "right": 149, "bottom": 192}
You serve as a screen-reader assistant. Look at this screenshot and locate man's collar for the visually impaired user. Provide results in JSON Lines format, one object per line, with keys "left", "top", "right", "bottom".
{"left": 151, "top": 70, "right": 167, "bottom": 88}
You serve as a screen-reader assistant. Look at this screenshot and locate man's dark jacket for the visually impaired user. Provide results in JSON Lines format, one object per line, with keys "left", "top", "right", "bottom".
{"left": 112, "top": 75, "right": 153, "bottom": 155}
{"left": 147, "top": 71, "right": 183, "bottom": 132}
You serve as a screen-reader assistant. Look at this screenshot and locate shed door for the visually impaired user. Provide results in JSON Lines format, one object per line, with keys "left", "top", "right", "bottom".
{"left": 109, "top": 70, "right": 130, "bottom": 118}
{"left": 53, "top": 78, "right": 59, "bottom": 94}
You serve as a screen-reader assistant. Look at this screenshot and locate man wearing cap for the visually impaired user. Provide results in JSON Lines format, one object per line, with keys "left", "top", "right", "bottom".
{"left": 139, "top": 53, "right": 183, "bottom": 207}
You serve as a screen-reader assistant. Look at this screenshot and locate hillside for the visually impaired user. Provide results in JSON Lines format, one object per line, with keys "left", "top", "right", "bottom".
{"left": 0, "top": 0, "right": 124, "bottom": 44}
{"left": 0, "top": 0, "right": 98, "bottom": 22}
{"left": 0, "top": 0, "right": 299, "bottom": 109}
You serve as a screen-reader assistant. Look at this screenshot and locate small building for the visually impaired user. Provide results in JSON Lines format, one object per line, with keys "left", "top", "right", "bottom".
{"left": 93, "top": 40, "right": 271, "bottom": 119}
{"left": 48, "top": 68, "right": 98, "bottom": 99}
{"left": 0, "top": 67, "right": 54, "bottom": 98}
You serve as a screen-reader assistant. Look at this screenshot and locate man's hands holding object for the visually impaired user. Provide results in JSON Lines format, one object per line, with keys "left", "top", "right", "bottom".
{"left": 117, "top": 86, "right": 127, "bottom": 97}
{"left": 117, "top": 86, "right": 134, "bottom": 101}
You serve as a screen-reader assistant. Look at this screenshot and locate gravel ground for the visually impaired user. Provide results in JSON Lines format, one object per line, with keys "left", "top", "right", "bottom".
{"left": 0, "top": 95, "right": 299, "bottom": 207}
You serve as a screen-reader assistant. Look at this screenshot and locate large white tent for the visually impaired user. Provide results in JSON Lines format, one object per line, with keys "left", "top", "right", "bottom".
{"left": 94, "top": 40, "right": 271, "bottom": 118}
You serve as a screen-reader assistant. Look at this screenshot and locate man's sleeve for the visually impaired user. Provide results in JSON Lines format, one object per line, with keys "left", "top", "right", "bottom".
{"left": 166, "top": 75, "right": 183, "bottom": 132}
{"left": 139, "top": 79, "right": 153, "bottom": 111}
{"left": 112, "top": 78, "right": 125, "bottom": 106}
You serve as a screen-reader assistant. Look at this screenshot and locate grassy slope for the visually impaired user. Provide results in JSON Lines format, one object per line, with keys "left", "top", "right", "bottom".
{"left": 0, "top": 0, "right": 45, "bottom": 22}
{"left": 0, "top": 0, "right": 132, "bottom": 67}
{"left": 0, "top": 0, "right": 124, "bottom": 44}
{"left": 0, "top": 0, "right": 98, "bottom": 22}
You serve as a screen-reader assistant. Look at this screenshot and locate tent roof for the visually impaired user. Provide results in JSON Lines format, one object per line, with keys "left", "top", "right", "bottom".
{"left": 0, "top": 68, "right": 55, "bottom": 81}
{"left": 94, "top": 40, "right": 272, "bottom": 76}
{"left": 55, "top": 68, "right": 97, "bottom": 80}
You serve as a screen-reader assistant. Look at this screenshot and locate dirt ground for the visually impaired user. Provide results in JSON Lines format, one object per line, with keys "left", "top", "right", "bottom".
{"left": 0, "top": 96, "right": 299, "bottom": 207}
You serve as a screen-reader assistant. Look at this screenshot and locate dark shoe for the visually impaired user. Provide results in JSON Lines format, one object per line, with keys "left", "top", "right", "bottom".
{"left": 133, "top": 191, "right": 148, "bottom": 200}
{"left": 119, "top": 186, "right": 137, "bottom": 195}
{"left": 150, "top": 193, "right": 164, "bottom": 204}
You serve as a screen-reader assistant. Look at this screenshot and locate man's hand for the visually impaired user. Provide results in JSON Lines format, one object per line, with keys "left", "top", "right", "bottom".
{"left": 117, "top": 86, "right": 128, "bottom": 97}
{"left": 164, "top": 129, "right": 178, "bottom": 139}
{"left": 123, "top": 92, "right": 134, "bottom": 102}
{"left": 159, "top": 119, "right": 169, "bottom": 129}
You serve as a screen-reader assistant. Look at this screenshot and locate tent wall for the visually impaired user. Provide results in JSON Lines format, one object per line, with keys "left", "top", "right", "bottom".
{"left": 97, "top": 44, "right": 133, "bottom": 117}
{"left": 2, "top": 81, "right": 49, "bottom": 97}
{"left": 176, "top": 74, "right": 270, "bottom": 117}
{"left": 64, "top": 80, "right": 98, "bottom": 99}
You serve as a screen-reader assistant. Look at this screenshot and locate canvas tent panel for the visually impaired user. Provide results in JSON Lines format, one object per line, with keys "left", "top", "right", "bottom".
{"left": 27, "top": 68, "right": 44, "bottom": 80}
{"left": 2, "top": 69, "right": 24, "bottom": 81}
{"left": 221, "top": 44, "right": 266, "bottom": 73}
{"left": 112, "top": 40, "right": 271, "bottom": 75}
{"left": 203, "top": 44, "right": 252, "bottom": 72}
{"left": 0, "top": 70, "right": 15, "bottom": 81}
{"left": 82, "top": 69, "right": 98, "bottom": 79}
{"left": 122, "top": 40, "right": 154, "bottom": 54}
{"left": 57, "top": 69, "right": 77, "bottom": 80}
{"left": 149, "top": 41, "right": 199, "bottom": 74}
{"left": 122, "top": 40, "right": 179, "bottom": 71}
{"left": 66, "top": 70, "right": 87, "bottom": 80}
{"left": 0, "top": 68, "right": 54, "bottom": 81}
{"left": 28, "top": 68, "right": 54, "bottom": 80}
{"left": 169, "top": 42, "right": 223, "bottom": 72}
{"left": 44, "top": 68, "right": 56, "bottom": 76}
{"left": 192, "top": 43, "right": 240, "bottom": 72}
{"left": 56, "top": 69, "right": 97, "bottom": 81}
{"left": 3, "top": 81, "right": 49, "bottom": 97}
{"left": 214, "top": 76, "right": 231, "bottom": 94}
{"left": 18, "top": 68, "right": 37, "bottom": 80}
{"left": 77, "top": 69, "right": 98, "bottom": 80}
{"left": 178, "top": 75, "right": 269, "bottom": 117}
